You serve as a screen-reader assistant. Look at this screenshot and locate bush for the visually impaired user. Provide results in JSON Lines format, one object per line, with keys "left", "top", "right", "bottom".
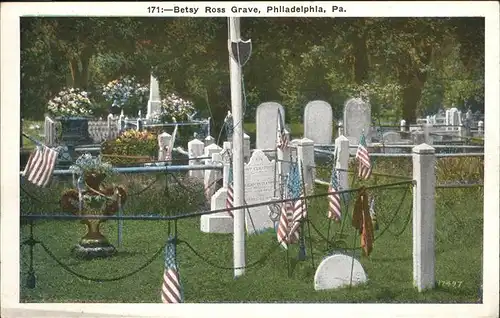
{"left": 347, "top": 156, "right": 484, "bottom": 184}
{"left": 101, "top": 130, "right": 158, "bottom": 166}
{"left": 435, "top": 157, "right": 483, "bottom": 183}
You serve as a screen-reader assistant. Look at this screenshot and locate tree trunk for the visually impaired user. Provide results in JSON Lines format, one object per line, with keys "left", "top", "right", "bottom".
{"left": 399, "top": 47, "right": 432, "bottom": 128}
{"left": 68, "top": 48, "right": 93, "bottom": 89}
{"left": 69, "top": 58, "right": 79, "bottom": 88}
{"left": 402, "top": 85, "right": 422, "bottom": 126}
{"left": 353, "top": 21, "right": 369, "bottom": 85}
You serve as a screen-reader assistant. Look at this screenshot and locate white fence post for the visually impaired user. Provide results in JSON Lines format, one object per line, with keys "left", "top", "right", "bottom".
{"left": 412, "top": 143, "right": 436, "bottom": 292}
{"left": 107, "top": 113, "right": 114, "bottom": 140}
{"left": 204, "top": 143, "right": 223, "bottom": 165}
{"left": 335, "top": 135, "right": 350, "bottom": 191}
{"left": 204, "top": 135, "right": 215, "bottom": 146}
{"left": 297, "top": 137, "right": 315, "bottom": 194}
{"left": 337, "top": 121, "right": 343, "bottom": 138}
{"left": 188, "top": 138, "right": 205, "bottom": 179}
{"left": 204, "top": 152, "right": 222, "bottom": 200}
{"left": 44, "top": 116, "right": 56, "bottom": 146}
{"left": 478, "top": 121, "right": 484, "bottom": 136}
{"left": 400, "top": 119, "right": 407, "bottom": 132}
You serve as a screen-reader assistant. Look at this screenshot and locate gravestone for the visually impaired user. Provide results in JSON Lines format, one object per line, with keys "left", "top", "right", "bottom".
{"left": 343, "top": 98, "right": 371, "bottom": 147}
{"left": 382, "top": 131, "right": 401, "bottom": 144}
{"left": 255, "top": 102, "right": 285, "bottom": 150}
{"left": 411, "top": 131, "right": 425, "bottom": 144}
{"left": 200, "top": 188, "right": 233, "bottom": 233}
{"left": 244, "top": 150, "right": 276, "bottom": 234}
{"left": 303, "top": 100, "right": 333, "bottom": 144}
{"left": 314, "top": 253, "right": 368, "bottom": 290}
{"left": 146, "top": 73, "right": 161, "bottom": 120}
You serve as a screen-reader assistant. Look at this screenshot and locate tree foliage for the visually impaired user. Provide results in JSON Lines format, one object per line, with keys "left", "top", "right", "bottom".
{"left": 21, "top": 17, "right": 484, "bottom": 127}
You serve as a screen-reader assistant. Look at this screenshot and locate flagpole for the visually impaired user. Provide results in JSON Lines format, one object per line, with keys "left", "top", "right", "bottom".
{"left": 228, "top": 17, "right": 246, "bottom": 278}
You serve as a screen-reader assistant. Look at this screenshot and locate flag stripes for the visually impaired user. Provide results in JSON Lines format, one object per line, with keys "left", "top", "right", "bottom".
{"left": 356, "top": 134, "right": 372, "bottom": 180}
{"left": 161, "top": 237, "right": 183, "bottom": 304}
{"left": 277, "top": 202, "right": 292, "bottom": 248}
{"left": 161, "top": 268, "right": 182, "bottom": 303}
{"left": 327, "top": 168, "right": 342, "bottom": 221}
{"left": 225, "top": 166, "right": 234, "bottom": 218}
{"left": 22, "top": 145, "right": 58, "bottom": 187}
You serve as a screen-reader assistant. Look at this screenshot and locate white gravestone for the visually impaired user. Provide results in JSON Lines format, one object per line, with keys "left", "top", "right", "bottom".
{"left": 343, "top": 98, "right": 371, "bottom": 147}
{"left": 256, "top": 102, "right": 285, "bottom": 150}
{"left": 314, "top": 253, "right": 368, "bottom": 291}
{"left": 244, "top": 150, "right": 276, "bottom": 234}
{"left": 200, "top": 188, "right": 233, "bottom": 233}
{"left": 146, "top": 73, "right": 161, "bottom": 120}
{"left": 303, "top": 100, "right": 333, "bottom": 144}
{"left": 382, "top": 131, "right": 401, "bottom": 144}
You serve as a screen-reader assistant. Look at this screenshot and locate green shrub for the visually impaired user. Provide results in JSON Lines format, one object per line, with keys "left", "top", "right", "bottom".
{"left": 435, "top": 157, "right": 483, "bottom": 183}
{"left": 101, "top": 130, "right": 158, "bottom": 166}
{"left": 345, "top": 156, "right": 483, "bottom": 184}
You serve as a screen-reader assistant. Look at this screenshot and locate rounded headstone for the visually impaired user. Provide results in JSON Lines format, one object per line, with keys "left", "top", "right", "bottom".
{"left": 314, "top": 253, "right": 368, "bottom": 291}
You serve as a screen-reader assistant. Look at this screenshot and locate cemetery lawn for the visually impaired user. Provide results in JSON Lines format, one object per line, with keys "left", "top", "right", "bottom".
{"left": 22, "top": 120, "right": 44, "bottom": 149}
{"left": 20, "top": 181, "right": 483, "bottom": 303}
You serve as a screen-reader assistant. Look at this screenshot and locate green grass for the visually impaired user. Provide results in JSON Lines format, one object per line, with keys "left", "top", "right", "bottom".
{"left": 19, "top": 159, "right": 483, "bottom": 303}
{"left": 22, "top": 120, "right": 44, "bottom": 149}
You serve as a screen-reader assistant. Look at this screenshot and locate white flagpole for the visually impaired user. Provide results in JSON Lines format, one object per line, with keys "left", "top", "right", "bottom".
{"left": 228, "top": 17, "right": 246, "bottom": 278}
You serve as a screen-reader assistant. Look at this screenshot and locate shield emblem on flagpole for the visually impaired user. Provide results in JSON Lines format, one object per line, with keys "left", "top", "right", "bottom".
{"left": 229, "top": 39, "right": 252, "bottom": 66}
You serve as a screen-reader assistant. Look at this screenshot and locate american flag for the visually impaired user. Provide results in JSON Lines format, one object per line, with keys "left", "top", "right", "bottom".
{"left": 356, "top": 133, "right": 372, "bottom": 180}
{"left": 327, "top": 166, "right": 342, "bottom": 222}
{"left": 225, "top": 165, "right": 234, "bottom": 218}
{"left": 22, "top": 145, "right": 58, "bottom": 187}
{"left": 287, "top": 162, "right": 307, "bottom": 243}
{"left": 276, "top": 109, "right": 288, "bottom": 150}
{"left": 161, "top": 237, "right": 183, "bottom": 304}
{"left": 277, "top": 201, "right": 293, "bottom": 249}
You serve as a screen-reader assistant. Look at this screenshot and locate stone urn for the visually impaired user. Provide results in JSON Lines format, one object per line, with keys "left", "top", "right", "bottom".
{"left": 56, "top": 116, "right": 93, "bottom": 145}
{"left": 61, "top": 171, "right": 127, "bottom": 259}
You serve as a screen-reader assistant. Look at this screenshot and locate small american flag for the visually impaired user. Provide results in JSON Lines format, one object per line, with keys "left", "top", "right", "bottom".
{"left": 277, "top": 201, "right": 292, "bottom": 249}
{"left": 22, "top": 145, "right": 58, "bottom": 187}
{"left": 161, "top": 237, "right": 183, "bottom": 303}
{"left": 356, "top": 133, "right": 372, "bottom": 180}
{"left": 276, "top": 109, "right": 288, "bottom": 150}
{"left": 287, "top": 162, "right": 307, "bottom": 242}
{"left": 225, "top": 166, "right": 234, "bottom": 218}
{"left": 327, "top": 167, "right": 342, "bottom": 222}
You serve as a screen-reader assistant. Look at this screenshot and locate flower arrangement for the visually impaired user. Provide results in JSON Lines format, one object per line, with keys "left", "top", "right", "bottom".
{"left": 101, "top": 76, "right": 149, "bottom": 115}
{"left": 117, "top": 129, "right": 157, "bottom": 143}
{"left": 47, "top": 88, "right": 94, "bottom": 117}
{"left": 69, "top": 153, "right": 114, "bottom": 177}
{"left": 101, "top": 130, "right": 158, "bottom": 166}
{"left": 150, "top": 93, "right": 196, "bottom": 123}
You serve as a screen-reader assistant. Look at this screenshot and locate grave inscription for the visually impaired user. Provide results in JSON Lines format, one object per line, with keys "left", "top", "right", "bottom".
{"left": 244, "top": 150, "right": 276, "bottom": 234}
